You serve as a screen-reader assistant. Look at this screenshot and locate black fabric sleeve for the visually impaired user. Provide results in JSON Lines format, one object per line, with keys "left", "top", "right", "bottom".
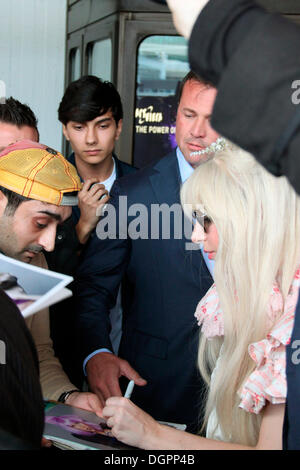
{"left": 188, "top": 0, "right": 300, "bottom": 194}
{"left": 189, "top": 0, "right": 265, "bottom": 86}
{"left": 0, "top": 290, "right": 44, "bottom": 448}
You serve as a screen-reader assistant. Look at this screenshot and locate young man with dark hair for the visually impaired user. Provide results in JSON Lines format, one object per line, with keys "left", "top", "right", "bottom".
{"left": 49, "top": 76, "right": 134, "bottom": 268}
{"left": 58, "top": 75, "right": 123, "bottom": 128}
{"left": 49, "top": 76, "right": 136, "bottom": 376}
{"left": 58, "top": 75, "right": 135, "bottom": 206}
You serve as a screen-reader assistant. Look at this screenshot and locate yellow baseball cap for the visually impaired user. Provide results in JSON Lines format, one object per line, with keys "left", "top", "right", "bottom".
{"left": 0, "top": 140, "right": 82, "bottom": 206}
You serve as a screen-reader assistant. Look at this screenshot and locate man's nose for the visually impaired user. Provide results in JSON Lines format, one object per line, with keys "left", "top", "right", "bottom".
{"left": 190, "top": 118, "right": 206, "bottom": 138}
{"left": 37, "top": 226, "right": 56, "bottom": 253}
{"left": 85, "top": 127, "right": 97, "bottom": 145}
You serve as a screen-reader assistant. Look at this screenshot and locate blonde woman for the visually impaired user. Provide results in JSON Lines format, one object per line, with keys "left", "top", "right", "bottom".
{"left": 102, "top": 147, "right": 300, "bottom": 450}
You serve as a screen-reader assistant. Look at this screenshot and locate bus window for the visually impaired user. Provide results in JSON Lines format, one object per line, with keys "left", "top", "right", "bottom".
{"left": 69, "top": 48, "right": 81, "bottom": 81}
{"left": 134, "top": 35, "right": 189, "bottom": 168}
{"left": 87, "top": 39, "right": 112, "bottom": 81}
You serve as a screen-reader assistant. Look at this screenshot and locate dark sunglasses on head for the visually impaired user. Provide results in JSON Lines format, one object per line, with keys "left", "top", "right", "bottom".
{"left": 192, "top": 210, "right": 212, "bottom": 233}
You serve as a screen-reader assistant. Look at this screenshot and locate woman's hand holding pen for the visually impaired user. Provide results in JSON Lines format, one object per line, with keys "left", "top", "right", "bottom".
{"left": 102, "top": 395, "right": 161, "bottom": 449}
{"left": 102, "top": 382, "right": 189, "bottom": 450}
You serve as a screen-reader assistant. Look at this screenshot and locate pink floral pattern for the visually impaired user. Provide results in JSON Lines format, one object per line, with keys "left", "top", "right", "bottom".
{"left": 195, "top": 267, "right": 300, "bottom": 414}
{"left": 194, "top": 284, "right": 224, "bottom": 339}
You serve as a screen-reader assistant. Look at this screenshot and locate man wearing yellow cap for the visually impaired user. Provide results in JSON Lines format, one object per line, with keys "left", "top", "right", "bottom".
{"left": 0, "top": 139, "right": 104, "bottom": 419}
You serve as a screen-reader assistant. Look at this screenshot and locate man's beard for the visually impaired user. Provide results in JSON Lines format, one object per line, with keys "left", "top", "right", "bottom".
{"left": 19, "top": 245, "right": 43, "bottom": 263}
{"left": 22, "top": 245, "right": 43, "bottom": 255}
{"left": 0, "top": 216, "right": 43, "bottom": 263}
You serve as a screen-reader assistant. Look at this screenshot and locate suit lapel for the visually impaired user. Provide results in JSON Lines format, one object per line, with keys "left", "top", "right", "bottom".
{"left": 149, "top": 151, "right": 181, "bottom": 206}
{"left": 114, "top": 154, "right": 122, "bottom": 178}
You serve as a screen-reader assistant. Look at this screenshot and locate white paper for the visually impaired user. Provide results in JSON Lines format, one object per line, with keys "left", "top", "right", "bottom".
{"left": 0, "top": 253, "right": 73, "bottom": 317}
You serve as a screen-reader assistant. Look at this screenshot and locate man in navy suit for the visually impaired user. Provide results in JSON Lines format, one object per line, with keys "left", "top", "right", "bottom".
{"left": 75, "top": 71, "right": 218, "bottom": 432}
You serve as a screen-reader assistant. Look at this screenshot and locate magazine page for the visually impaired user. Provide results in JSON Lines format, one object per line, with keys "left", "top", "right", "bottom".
{"left": 0, "top": 253, "right": 73, "bottom": 318}
{"left": 44, "top": 401, "right": 135, "bottom": 450}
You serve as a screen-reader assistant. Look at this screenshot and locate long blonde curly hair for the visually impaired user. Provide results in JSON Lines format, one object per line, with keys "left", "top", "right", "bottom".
{"left": 181, "top": 146, "right": 300, "bottom": 445}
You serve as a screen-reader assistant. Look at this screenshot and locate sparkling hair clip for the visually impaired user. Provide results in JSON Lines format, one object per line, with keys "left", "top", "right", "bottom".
{"left": 190, "top": 137, "right": 228, "bottom": 157}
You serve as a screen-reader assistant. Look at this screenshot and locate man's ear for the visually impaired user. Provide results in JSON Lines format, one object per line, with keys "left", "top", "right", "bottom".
{"left": 62, "top": 124, "right": 70, "bottom": 141}
{"left": 115, "top": 119, "right": 123, "bottom": 141}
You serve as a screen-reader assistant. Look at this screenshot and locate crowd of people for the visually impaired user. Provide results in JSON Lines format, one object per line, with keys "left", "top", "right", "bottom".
{"left": 0, "top": 0, "right": 299, "bottom": 450}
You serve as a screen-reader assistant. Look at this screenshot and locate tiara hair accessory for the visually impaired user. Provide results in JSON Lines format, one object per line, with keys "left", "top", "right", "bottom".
{"left": 190, "top": 137, "right": 228, "bottom": 157}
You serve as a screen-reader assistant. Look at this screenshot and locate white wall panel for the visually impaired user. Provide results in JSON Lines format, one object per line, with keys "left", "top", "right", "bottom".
{"left": 0, "top": 0, "right": 67, "bottom": 152}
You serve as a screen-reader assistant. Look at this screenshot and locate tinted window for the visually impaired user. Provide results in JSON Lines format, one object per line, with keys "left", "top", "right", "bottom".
{"left": 69, "top": 48, "right": 81, "bottom": 81}
{"left": 134, "top": 35, "right": 189, "bottom": 168}
{"left": 88, "top": 39, "right": 112, "bottom": 81}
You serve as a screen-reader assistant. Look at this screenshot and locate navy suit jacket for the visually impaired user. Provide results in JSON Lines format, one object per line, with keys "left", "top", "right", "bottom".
{"left": 75, "top": 151, "right": 213, "bottom": 431}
